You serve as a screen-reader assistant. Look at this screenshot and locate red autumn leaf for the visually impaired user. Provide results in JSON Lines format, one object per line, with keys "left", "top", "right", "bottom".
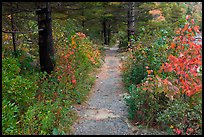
{"left": 159, "top": 16, "right": 202, "bottom": 97}
{"left": 147, "top": 70, "right": 153, "bottom": 75}
{"left": 191, "top": 19, "right": 195, "bottom": 24}
{"left": 193, "top": 26, "right": 200, "bottom": 33}
{"left": 186, "top": 90, "right": 193, "bottom": 97}
{"left": 170, "top": 43, "right": 175, "bottom": 49}
{"left": 179, "top": 52, "right": 184, "bottom": 58}
{"left": 70, "top": 51, "right": 74, "bottom": 55}
{"left": 188, "top": 27, "right": 192, "bottom": 33}
{"left": 167, "top": 66, "right": 173, "bottom": 72}
{"left": 58, "top": 76, "right": 61, "bottom": 81}
{"left": 186, "top": 15, "right": 190, "bottom": 20}
{"left": 71, "top": 79, "right": 76, "bottom": 84}
{"left": 184, "top": 73, "right": 189, "bottom": 78}
{"left": 195, "top": 85, "right": 202, "bottom": 92}
{"left": 181, "top": 23, "right": 189, "bottom": 34}
{"left": 173, "top": 128, "right": 182, "bottom": 135}
{"left": 163, "top": 79, "right": 169, "bottom": 85}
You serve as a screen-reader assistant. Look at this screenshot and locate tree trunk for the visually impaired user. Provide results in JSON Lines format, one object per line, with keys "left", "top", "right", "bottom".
{"left": 36, "top": 2, "right": 55, "bottom": 74}
{"left": 127, "top": 7, "right": 130, "bottom": 43}
{"left": 81, "top": 8, "right": 85, "bottom": 28}
{"left": 103, "top": 19, "right": 108, "bottom": 45}
{"left": 107, "top": 23, "right": 111, "bottom": 45}
{"left": 127, "top": 2, "right": 135, "bottom": 47}
{"left": 11, "top": 13, "right": 17, "bottom": 57}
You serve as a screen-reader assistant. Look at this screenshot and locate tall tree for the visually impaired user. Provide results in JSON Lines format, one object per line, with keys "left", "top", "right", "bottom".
{"left": 36, "top": 2, "right": 55, "bottom": 74}
{"left": 127, "top": 2, "right": 135, "bottom": 47}
{"left": 10, "top": 11, "right": 17, "bottom": 57}
{"left": 107, "top": 23, "right": 111, "bottom": 44}
{"left": 102, "top": 18, "right": 108, "bottom": 45}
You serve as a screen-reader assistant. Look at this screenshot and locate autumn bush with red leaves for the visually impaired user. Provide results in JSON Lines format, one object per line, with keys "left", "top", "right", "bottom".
{"left": 123, "top": 15, "right": 202, "bottom": 135}
{"left": 156, "top": 15, "right": 202, "bottom": 135}
{"left": 56, "top": 32, "right": 101, "bottom": 88}
{"left": 160, "top": 15, "right": 202, "bottom": 97}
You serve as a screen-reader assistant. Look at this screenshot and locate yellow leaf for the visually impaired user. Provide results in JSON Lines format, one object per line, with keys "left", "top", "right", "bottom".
{"left": 147, "top": 70, "right": 152, "bottom": 75}
{"left": 8, "top": 14, "right": 11, "bottom": 19}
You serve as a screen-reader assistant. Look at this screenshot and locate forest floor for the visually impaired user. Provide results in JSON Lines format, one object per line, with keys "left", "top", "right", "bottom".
{"left": 71, "top": 44, "right": 168, "bottom": 135}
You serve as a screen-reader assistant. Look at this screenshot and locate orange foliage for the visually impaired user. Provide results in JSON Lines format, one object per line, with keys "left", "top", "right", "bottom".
{"left": 160, "top": 16, "right": 202, "bottom": 97}
{"left": 56, "top": 32, "right": 101, "bottom": 86}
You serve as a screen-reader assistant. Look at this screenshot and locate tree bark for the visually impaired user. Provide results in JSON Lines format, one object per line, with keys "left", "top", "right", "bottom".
{"left": 107, "top": 23, "right": 111, "bottom": 45}
{"left": 103, "top": 19, "right": 108, "bottom": 45}
{"left": 36, "top": 2, "right": 55, "bottom": 74}
{"left": 81, "top": 8, "right": 85, "bottom": 28}
{"left": 130, "top": 2, "right": 135, "bottom": 36}
{"left": 11, "top": 13, "right": 17, "bottom": 57}
{"left": 127, "top": 7, "right": 130, "bottom": 43}
{"left": 127, "top": 2, "right": 135, "bottom": 47}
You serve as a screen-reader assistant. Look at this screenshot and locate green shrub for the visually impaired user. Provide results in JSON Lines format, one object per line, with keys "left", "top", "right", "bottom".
{"left": 16, "top": 50, "right": 36, "bottom": 73}
{"left": 123, "top": 14, "right": 202, "bottom": 135}
{"left": 2, "top": 57, "right": 38, "bottom": 112}
{"left": 157, "top": 93, "right": 202, "bottom": 135}
{"left": 2, "top": 57, "right": 21, "bottom": 78}
{"left": 2, "top": 57, "right": 39, "bottom": 134}
{"left": 131, "top": 63, "right": 147, "bottom": 85}
{"left": 117, "top": 31, "right": 128, "bottom": 49}
{"left": 19, "top": 72, "right": 76, "bottom": 135}
{"left": 72, "top": 74, "right": 96, "bottom": 104}
{"left": 2, "top": 17, "right": 102, "bottom": 135}
{"left": 125, "top": 84, "right": 168, "bottom": 127}
{"left": 2, "top": 99, "right": 19, "bottom": 135}
{"left": 21, "top": 102, "right": 56, "bottom": 135}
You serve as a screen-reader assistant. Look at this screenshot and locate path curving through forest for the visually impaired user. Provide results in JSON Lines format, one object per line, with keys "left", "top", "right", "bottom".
{"left": 72, "top": 45, "right": 134, "bottom": 135}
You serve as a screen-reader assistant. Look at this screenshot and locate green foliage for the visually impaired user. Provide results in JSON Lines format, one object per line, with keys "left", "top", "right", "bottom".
{"left": 2, "top": 53, "right": 98, "bottom": 135}
{"left": 125, "top": 84, "right": 168, "bottom": 127}
{"left": 157, "top": 94, "right": 202, "bottom": 135}
{"left": 22, "top": 102, "right": 56, "bottom": 135}
{"left": 158, "top": 2, "right": 186, "bottom": 32}
{"left": 118, "top": 31, "right": 128, "bottom": 49}
{"left": 2, "top": 57, "right": 21, "bottom": 77}
{"left": 2, "top": 57, "right": 37, "bottom": 134}
{"left": 123, "top": 1, "right": 188, "bottom": 85}
{"left": 52, "top": 128, "right": 65, "bottom": 135}
{"left": 124, "top": 63, "right": 147, "bottom": 86}
{"left": 16, "top": 50, "right": 36, "bottom": 72}
{"left": 52, "top": 18, "right": 80, "bottom": 45}
{"left": 27, "top": 72, "right": 77, "bottom": 134}
{"left": 122, "top": 2, "right": 202, "bottom": 135}
{"left": 2, "top": 57, "right": 37, "bottom": 111}
{"left": 72, "top": 75, "right": 96, "bottom": 104}
{"left": 3, "top": 2, "right": 201, "bottom": 135}
{"left": 122, "top": 28, "right": 169, "bottom": 86}
{"left": 2, "top": 18, "right": 102, "bottom": 135}
{"left": 2, "top": 99, "right": 19, "bottom": 135}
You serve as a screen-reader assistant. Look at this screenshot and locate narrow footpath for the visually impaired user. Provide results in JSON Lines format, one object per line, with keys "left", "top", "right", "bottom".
{"left": 72, "top": 45, "right": 134, "bottom": 135}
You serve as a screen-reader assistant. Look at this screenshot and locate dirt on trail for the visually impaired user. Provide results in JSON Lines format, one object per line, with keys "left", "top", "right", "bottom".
{"left": 71, "top": 45, "right": 167, "bottom": 135}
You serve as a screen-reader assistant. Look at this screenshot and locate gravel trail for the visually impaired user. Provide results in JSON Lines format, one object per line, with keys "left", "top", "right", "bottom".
{"left": 72, "top": 46, "right": 134, "bottom": 135}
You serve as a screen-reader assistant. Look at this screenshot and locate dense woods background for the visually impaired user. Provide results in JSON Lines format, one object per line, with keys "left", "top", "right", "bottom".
{"left": 2, "top": 2, "right": 202, "bottom": 135}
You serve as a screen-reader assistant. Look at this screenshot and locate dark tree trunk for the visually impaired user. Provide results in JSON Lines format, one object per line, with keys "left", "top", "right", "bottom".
{"left": 103, "top": 19, "right": 108, "bottom": 45}
{"left": 36, "top": 2, "right": 55, "bottom": 74}
{"left": 127, "top": 2, "right": 135, "bottom": 47}
{"left": 81, "top": 8, "right": 85, "bottom": 28}
{"left": 127, "top": 8, "right": 130, "bottom": 43}
{"left": 129, "top": 2, "right": 135, "bottom": 35}
{"left": 107, "top": 24, "right": 111, "bottom": 45}
{"left": 11, "top": 13, "right": 17, "bottom": 57}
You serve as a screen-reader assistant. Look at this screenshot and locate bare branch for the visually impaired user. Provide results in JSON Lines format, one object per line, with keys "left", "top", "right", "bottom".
{"left": 2, "top": 29, "right": 44, "bottom": 34}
